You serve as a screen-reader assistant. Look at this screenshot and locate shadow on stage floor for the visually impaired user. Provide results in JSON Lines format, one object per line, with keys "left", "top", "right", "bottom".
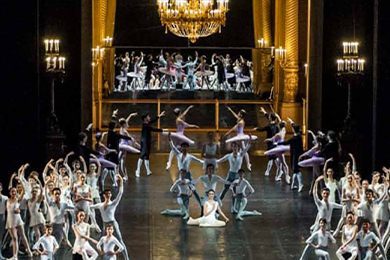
{"left": 13, "top": 155, "right": 343, "bottom": 260}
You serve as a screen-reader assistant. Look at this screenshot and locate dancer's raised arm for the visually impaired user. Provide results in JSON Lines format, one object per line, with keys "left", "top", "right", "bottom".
{"left": 226, "top": 106, "right": 240, "bottom": 120}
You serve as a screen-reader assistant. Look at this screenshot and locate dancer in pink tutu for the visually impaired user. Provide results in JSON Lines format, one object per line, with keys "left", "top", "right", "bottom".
{"left": 264, "top": 116, "right": 290, "bottom": 184}
{"left": 118, "top": 112, "right": 140, "bottom": 181}
{"left": 298, "top": 131, "right": 326, "bottom": 194}
{"left": 165, "top": 105, "right": 199, "bottom": 170}
{"left": 224, "top": 106, "right": 257, "bottom": 171}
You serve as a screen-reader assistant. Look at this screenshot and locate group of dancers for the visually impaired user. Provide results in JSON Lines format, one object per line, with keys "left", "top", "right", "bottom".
{"left": 3, "top": 104, "right": 390, "bottom": 259}
{"left": 114, "top": 50, "right": 253, "bottom": 93}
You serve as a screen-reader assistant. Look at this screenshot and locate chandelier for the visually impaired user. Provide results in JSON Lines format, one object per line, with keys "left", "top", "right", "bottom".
{"left": 157, "top": 0, "right": 229, "bottom": 43}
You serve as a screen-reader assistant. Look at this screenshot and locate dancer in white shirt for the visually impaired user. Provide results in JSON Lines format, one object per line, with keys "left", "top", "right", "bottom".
{"left": 230, "top": 169, "right": 262, "bottom": 220}
{"left": 335, "top": 212, "right": 359, "bottom": 260}
{"left": 90, "top": 175, "right": 129, "bottom": 260}
{"left": 357, "top": 219, "right": 387, "bottom": 260}
{"left": 0, "top": 183, "right": 8, "bottom": 260}
{"left": 72, "top": 210, "right": 98, "bottom": 260}
{"left": 300, "top": 218, "right": 336, "bottom": 260}
{"left": 97, "top": 224, "right": 125, "bottom": 260}
{"left": 357, "top": 188, "right": 385, "bottom": 238}
{"left": 33, "top": 225, "right": 59, "bottom": 260}
{"left": 201, "top": 132, "right": 220, "bottom": 171}
{"left": 161, "top": 169, "right": 193, "bottom": 219}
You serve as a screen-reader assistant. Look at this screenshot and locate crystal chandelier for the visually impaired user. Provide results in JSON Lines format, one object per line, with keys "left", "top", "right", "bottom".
{"left": 157, "top": 0, "right": 229, "bottom": 43}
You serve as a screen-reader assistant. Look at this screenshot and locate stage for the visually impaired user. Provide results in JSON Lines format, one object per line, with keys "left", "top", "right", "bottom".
{"left": 11, "top": 155, "right": 342, "bottom": 260}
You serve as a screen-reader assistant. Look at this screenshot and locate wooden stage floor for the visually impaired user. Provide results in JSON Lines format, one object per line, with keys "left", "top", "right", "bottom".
{"left": 10, "top": 154, "right": 344, "bottom": 260}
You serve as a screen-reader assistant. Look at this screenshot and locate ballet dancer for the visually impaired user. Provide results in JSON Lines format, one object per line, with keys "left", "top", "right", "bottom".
{"left": 322, "top": 158, "right": 338, "bottom": 203}
{"left": 254, "top": 107, "right": 279, "bottom": 176}
{"left": 298, "top": 131, "right": 326, "bottom": 194}
{"left": 299, "top": 218, "right": 336, "bottom": 260}
{"left": 167, "top": 133, "right": 203, "bottom": 207}
{"left": 264, "top": 118, "right": 291, "bottom": 184}
{"left": 211, "top": 54, "right": 227, "bottom": 91}
{"left": 335, "top": 211, "right": 359, "bottom": 260}
{"left": 118, "top": 112, "right": 140, "bottom": 180}
{"left": 135, "top": 111, "right": 166, "bottom": 177}
{"left": 90, "top": 175, "right": 130, "bottom": 260}
{"left": 201, "top": 132, "right": 220, "bottom": 171}
{"left": 59, "top": 168, "right": 74, "bottom": 248}
{"left": 96, "top": 224, "right": 124, "bottom": 260}
{"left": 277, "top": 118, "right": 304, "bottom": 192}
{"left": 92, "top": 132, "right": 118, "bottom": 190}
{"left": 46, "top": 187, "right": 75, "bottom": 245}
{"left": 75, "top": 123, "right": 98, "bottom": 170}
{"left": 230, "top": 169, "right": 262, "bottom": 221}
{"left": 72, "top": 210, "right": 99, "bottom": 260}
{"left": 225, "top": 106, "right": 256, "bottom": 171}
{"left": 166, "top": 105, "right": 199, "bottom": 170}
{"left": 372, "top": 172, "right": 389, "bottom": 236}
{"left": 187, "top": 189, "right": 229, "bottom": 227}
{"left": 87, "top": 157, "right": 102, "bottom": 233}
{"left": 358, "top": 219, "right": 387, "bottom": 260}
{"left": 196, "top": 55, "right": 211, "bottom": 90}
{"left": 192, "top": 164, "right": 230, "bottom": 206}
{"left": 161, "top": 169, "right": 192, "bottom": 219}
{"left": 357, "top": 188, "right": 384, "bottom": 238}
{"left": 158, "top": 51, "right": 176, "bottom": 90}
{"left": 333, "top": 173, "right": 360, "bottom": 238}
{"left": 217, "top": 137, "right": 252, "bottom": 213}
{"left": 0, "top": 183, "right": 8, "bottom": 260}
{"left": 182, "top": 52, "right": 198, "bottom": 90}
{"left": 318, "top": 130, "right": 341, "bottom": 176}
{"left": 32, "top": 225, "right": 59, "bottom": 260}
{"left": 6, "top": 185, "right": 33, "bottom": 259}
{"left": 27, "top": 178, "right": 46, "bottom": 242}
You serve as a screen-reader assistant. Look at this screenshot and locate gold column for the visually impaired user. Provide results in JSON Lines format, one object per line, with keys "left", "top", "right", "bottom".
{"left": 283, "top": 0, "right": 299, "bottom": 102}
{"left": 252, "top": 0, "right": 272, "bottom": 96}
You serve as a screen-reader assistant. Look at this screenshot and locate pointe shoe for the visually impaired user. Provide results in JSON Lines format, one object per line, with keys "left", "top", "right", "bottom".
{"left": 123, "top": 175, "right": 128, "bottom": 181}
{"left": 275, "top": 177, "right": 282, "bottom": 182}
{"left": 183, "top": 213, "right": 190, "bottom": 219}
{"left": 166, "top": 163, "right": 171, "bottom": 170}
{"left": 147, "top": 171, "right": 152, "bottom": 176}
{"left": 285, "top": 175, "right": 291, "bottom": 185}
{"left": 265, "top": 172, "right": 270, "bottom": 177}
{"left": 94, "top": 224, "right": 102, "bottom": 233}
{"left": 66, "top": 239, "right": 72, "bottom": 248}
{"left": 247, "top": 164, "right": 252, "bottom": 171}
{"left": 236, "top": 215, "right": 244, "bottom": 221}
{"left": 135, "top": 171, "right": 140, "bottom": 178}
{"left": 298, "top": 185, "right": 304, "bottom": 192}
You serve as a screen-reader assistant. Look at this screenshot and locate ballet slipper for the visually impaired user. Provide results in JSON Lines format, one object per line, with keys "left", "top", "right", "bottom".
{"left": 147, "top": 171, "right": 152, "bottom": 176}
{"left": 236, "top": 215, "right": 244, "bottom": 221}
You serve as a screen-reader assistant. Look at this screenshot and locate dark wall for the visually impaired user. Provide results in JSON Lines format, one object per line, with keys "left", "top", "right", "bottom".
{"left": 114, "top": 0, "right": 254, "bottom": 47}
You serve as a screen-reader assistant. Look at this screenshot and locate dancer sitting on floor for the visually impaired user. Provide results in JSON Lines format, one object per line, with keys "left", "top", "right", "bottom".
{"left": 167, "top": 132, "right": 203, "bottom": 207}
{"left": 201, "top": 132, "right": 220, "bottom": 171}
{"left": 335, "top": 211, "right": 359, "bottom": 260}
{"left": 255, "top": 107, "right": 279, "bottom": 177}
{"left": 165, "top": 105, "right": 199, "bottom": 170}
{"left": 72, "top": 210, "right": 99, "bottom": 260}
{"left": 161, "top": 169, "right": 193, "bottom": 219}
{"left": 32, "top": 225, "right": 59, "bottom": 260}
{"left": 97, "top": 224, "right": 125, "bottom": 260}
{"left": 217, "top": 135, "right": 252, "bottom": 213}
{"left": 135, "top": 111, "right": 166, "bottom": 177}
{"left": 225, "top": 106, "right": 257, "bottom": 171}
{"left": 187, "top": 189, "right": 229, "bottom": 227}
{"left": 299, "top": 218, "right": 336, "bottom": 260}
{"left": 230, "top": 169, "right": 262, "bottom": 220}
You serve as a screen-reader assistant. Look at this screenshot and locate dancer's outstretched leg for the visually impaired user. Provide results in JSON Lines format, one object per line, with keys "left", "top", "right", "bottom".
{"left": 166, "top": 150, "right": 175, "bottom": 170}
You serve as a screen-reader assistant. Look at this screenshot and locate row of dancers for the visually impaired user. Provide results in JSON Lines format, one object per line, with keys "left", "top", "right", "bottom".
{"left": 114, "top": 50, "right": 253, "bottom": 93}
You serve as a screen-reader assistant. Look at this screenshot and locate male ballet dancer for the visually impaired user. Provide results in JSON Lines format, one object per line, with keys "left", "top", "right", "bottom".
{"left": 168, "top": 133, "right": 203, "bottom": 207}
{"left": 135, "top": 111, "right": 166, "bottom": 177}
{"left": 90, "top": 175, "right": 130, "bottom": 260}
{"left": 217, "top": 135, "right": 251, "bottom": 213}
{"left": 254, "top": 107, "right": 278, "bottom": 177}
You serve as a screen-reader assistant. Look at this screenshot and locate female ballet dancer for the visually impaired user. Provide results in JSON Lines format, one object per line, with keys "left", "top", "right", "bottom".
{"left": 298, "top": 131, "right": 326, "bottom": 194}
{"left": 322, "top": 158, "right": 338, "bottom": 203}
{"left": 60, "top": 170, "right": 74, "bottom": 248}
{"left": 96, "top": 224, "right": 124, "bottom": 260}
{"left": 299, "top": 218, "right": 336, "bottom": 260}
{"left": 224, "top": 106, "right": 257, "bottom": 171}
{"left": 182, "top": 52, "right": 198, "bottom": 90}
{"left": 118, "top": 112, "right": 140, "bottom": 181}
{"left": 7, "top": 185, "right": 33, "bottom": 259}
{"left": 0, "top": 182, "right": 8, "bottom": 259}
{"left": 93, "top": 132, "right": 118, "bottom": 190}
{"left": 335, "top": 211, "right": 359, "bottom": 260}
{"left": 159, "top": 51, "right": 176, "bottom": 90}
{"left": 333, "top": 174, "right": 361, "bottom": 237}
{"left": 161, "top": 169, "right": 193, "bottom": 219}
{"left": 264, "top": 118, "right": 291, "bottom": 184}
{"left": 187, "top": 189, "right": 229, "bottom": 227}
{"left": 87, "top": 156, "right": 102, "bottom": 233}
{"left": 32, "top": 225, "right": 59, "bottom": 260}
{"left": 196, "top": 55, "right": 211, "bottom": 90}
{"left": 201, "top": 132, "right": 220, "bottom": 171}
{"left": 372, "top": 171, "right": 390, "bottom": 236}
{"left": 165, "top": 105, "right": 199, "bottom": 170}
{"left": 27, "top": 178, "right": 46, "bottom": 242}
{"left": 230, "top": 169, "right": 262, "bottom": 221}
{"left": 72, "top": 210, "right": 99, "bottom": 260}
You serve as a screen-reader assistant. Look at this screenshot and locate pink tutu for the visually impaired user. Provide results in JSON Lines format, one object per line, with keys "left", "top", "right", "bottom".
{"left": 163, "top": 132, "right": 195, "bottom": 145}
{"left": 119, "top": 144, "right": 140, "bottom": 153}
{"left": 264, "top": 145, "right": 290, "bottom": 156}
{"left": 225, "top": 134, "right": 258, "bottom": 143}
{"left": 298, "top": 157, "right": 325, "bottom": 167}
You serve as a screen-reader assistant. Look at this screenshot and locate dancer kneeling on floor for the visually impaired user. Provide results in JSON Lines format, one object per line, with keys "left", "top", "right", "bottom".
{"left": 187, "top": 189, "right": 229, "bottom": 227}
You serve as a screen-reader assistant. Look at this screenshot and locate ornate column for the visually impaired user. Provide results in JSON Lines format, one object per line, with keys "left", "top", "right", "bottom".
{"left": 283, "top": 0, "right": 299, "bottom": 102}
{"left": 252, "top": 0, "right": 272, "bottom": 96}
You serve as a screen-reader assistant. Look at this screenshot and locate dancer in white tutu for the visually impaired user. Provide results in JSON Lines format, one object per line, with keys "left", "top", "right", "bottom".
{"left": 187, "top": 189, "right": 229, "bottom": 227}
{"left": 165, "top": 105, "right": 199, "bottom": 170}
{"left": 224, "top": 106, "right": 256, "bottom": 171}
